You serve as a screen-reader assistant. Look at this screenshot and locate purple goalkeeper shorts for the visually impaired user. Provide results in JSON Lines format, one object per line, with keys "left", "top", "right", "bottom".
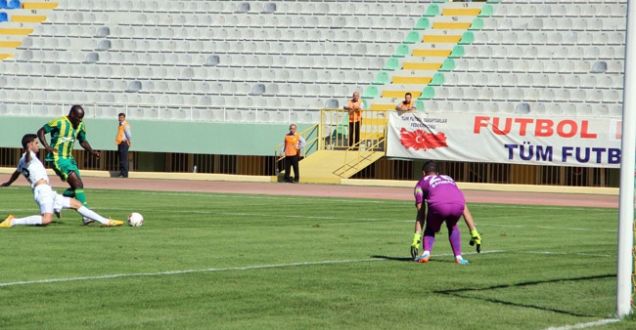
{"left": 426, "top": 203, "right": 465, "bottom": 232}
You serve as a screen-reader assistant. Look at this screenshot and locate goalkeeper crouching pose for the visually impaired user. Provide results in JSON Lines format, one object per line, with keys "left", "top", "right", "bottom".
{"left": 410, "top": 162, "right": 482, "bottom": 262}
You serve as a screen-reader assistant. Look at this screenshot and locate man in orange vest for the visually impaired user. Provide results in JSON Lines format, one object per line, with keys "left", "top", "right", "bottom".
{"left": 396, "top": 92, "right": 416, "bottom": 114}
{"left": 343, "top": 91, "right": 363, "bottom": 149}
{"left": 115, "top": 113, "right": 132, "bottom": 178}
{"left": 281, "top": 123, "right": 306, "bottom": 183}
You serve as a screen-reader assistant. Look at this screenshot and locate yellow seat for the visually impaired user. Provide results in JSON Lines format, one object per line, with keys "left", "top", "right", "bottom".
{"left": 0, "top": 41, "right": 22, "bottom": 48}
{"left": 360, "top": 132, "right": 385, "bottom": 140}
{"left": 362, "top": 118, "right": 389, "bottom": 126}
{"left": 0, "top": 53, "right": 13, "bottom": 60}
{"left": 0, "top": 28, "right": 34, "bottom": 36}
{"left": 412, "top": 49, "right": 452, "bottom": 57}
{"left": 369, "top": 103, "right": 396, "bottom": 111}
{"left": 11, "top": 15, "right": 47, "bottom": 23}
{"left": 22, "top": 2, "right": 59, "bottom": 9}
{"left": 442, "top": 8, "right": 481, "bottom": 16}
{"left": 432, "top": 22, "right": 472, "bottom": 30}
{"left": 402, "top": 62, "right": 442, "bottom": 70}
{"left": 423, "top": 34, "right": 462, "bottom": 43}
{"left": 392, "top": 76, "right": 432, "bottom": 84}
{"left": 381, "top": 90, "right": 422, "bottom": 99}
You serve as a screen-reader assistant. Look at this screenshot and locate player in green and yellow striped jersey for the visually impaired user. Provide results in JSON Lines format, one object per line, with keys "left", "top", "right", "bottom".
{"left": 37, "top": 105, "right": 100, "bottom": 214}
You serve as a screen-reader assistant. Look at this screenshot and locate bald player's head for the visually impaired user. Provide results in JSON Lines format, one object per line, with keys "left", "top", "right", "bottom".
{"left": 422, "top": 160, "right": 438, "bottom": 175}
{"left": 68, "top": 105, "right": 85, "bottom": 128}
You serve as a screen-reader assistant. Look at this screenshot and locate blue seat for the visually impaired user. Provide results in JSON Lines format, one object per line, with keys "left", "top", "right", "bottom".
{"left": 0, "top": 12, "right": 7, "bottom": 22}
{"left": 0, "top": 1, "right": 6, "bottom": 9}
{"left": 7, "top": 0, "right": 20, "bottom": 9}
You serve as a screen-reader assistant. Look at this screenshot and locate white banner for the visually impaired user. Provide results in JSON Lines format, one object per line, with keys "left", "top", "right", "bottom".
{"left": 386, "top": 112, "right": 622, "bottom": 168}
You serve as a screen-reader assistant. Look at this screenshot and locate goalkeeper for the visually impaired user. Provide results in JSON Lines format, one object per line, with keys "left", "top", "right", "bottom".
{"left": 410, "top": 171, "right": 482, "bottom": 260}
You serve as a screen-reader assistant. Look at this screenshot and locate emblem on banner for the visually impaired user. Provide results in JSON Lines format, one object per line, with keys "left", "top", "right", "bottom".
{"left": 399, "top": 128, "right": 448, "bottom": 151}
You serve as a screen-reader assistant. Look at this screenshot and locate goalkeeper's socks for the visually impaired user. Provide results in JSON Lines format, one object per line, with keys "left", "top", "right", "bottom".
{"left": 12, "top": 215, "right": 43, "bottom": 226}
{"left": 77, "top": 206, "right": 109, "bottom": 225}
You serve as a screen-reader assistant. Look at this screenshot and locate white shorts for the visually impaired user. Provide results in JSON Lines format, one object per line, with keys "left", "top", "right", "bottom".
{"left": 33, "top": 184, "right": 71, "bottom": 215}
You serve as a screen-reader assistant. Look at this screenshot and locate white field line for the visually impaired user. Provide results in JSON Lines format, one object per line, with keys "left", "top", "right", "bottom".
{"left": 0, "top": 250, "right": 505, "bottom": 288}
{"left": 545, "top": 318, "right": 621, "bottom": 330}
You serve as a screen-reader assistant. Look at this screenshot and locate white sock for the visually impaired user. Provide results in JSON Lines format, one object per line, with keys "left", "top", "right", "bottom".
{"left": 77, "top": 206, "right": 109, "bottom": 225}
{"left": 455, "top": 255, "right": 464, "bottom": 261}
{"left": 13, "top": 215, "right": 43, "bottom": 226}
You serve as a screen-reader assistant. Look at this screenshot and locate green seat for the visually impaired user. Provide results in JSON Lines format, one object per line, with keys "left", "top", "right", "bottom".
{"left": 421, "top": 86, "right": 435, "bottom": 100}
{"left": 450, "top": 45, "right": 464, "bottom": 58}
{"left": 405, "top": 31, "right": 420, "bottom": 44}
{"left": 424, "top": 4, "right": 440, "bottom": 16}
{"left": 363, "top": 86, "right": 379, "bottom": 99}
{"left": 470, "top": 18, "right": 484, "bottom": 30}
{"left": 374, "top": 71, "right": 390, "bottom": 85}
{"left": 415, "top": 17, "right": 430, "bottom": 29}
{"left": 395, "top": 44, "right": 410, "bottom": 57}
{"left": 430, "top": 73, "right": 444, "bottom": 86}
{"left": 440, "top": 58, "right": 455, "bottom": 71}
{"left": 384, "top": 57, "right": 400, "bottom": 70}
{"left": 416, "top": 100, "right": 425, "bottom": 112}
{"left": 459, "top": 31, "right": 474, "bottom": 45}
{"left": 480, "top": 4, "right": 494, "bottom": 17}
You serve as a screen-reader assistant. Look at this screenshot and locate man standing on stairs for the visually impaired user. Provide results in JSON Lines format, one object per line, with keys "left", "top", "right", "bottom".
{"left": 396, "top": 92, "right": 416, "bottom": 114}
{"left": 343, "top": 91, "right": 363, "bottom": 149}
{"left": 281, "top": 123, "right": 306, "bottom": 183}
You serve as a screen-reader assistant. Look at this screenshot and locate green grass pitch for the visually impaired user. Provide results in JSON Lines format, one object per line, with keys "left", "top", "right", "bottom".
{"left": 0, "top": 186, "right": 634, "bottom": 329}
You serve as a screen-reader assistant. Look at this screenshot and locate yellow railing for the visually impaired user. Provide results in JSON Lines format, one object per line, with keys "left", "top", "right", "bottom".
{"left": 318, "top": 108, "right": 390, "bottom": 152}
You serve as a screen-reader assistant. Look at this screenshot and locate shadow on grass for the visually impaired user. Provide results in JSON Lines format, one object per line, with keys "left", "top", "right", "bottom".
{"left": 434, "top": 273, "right": 615, "bottom": 318}
{"left": 371, "top": 255, "right": 414, "bottom": 262}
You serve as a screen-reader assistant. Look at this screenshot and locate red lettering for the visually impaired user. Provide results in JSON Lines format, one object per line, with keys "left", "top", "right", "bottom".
{"left": 535, "top": 119, "right": 554, "bottom": 137}
{"left": 579, "top": 120, "right": 597, "bottom": 139}
{"left": 473, "top": 116, "right": 489, "bottom": 134}
{"left": 515, "top": 118, "right": 534, "bottom": 136}
{"left": 557, "top": 120, "right": 577, "bottom": 138}
{"left": 492, "top": 117, "right": 512, "bottom": 135}
{"left": 616, "top": 121, "right": 622, "bottom": 140}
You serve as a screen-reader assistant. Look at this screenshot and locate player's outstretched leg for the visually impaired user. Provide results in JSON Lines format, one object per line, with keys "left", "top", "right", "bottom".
{"left": 66, "top": 199, "right": 123, "bottom": 227}
{"left": 0, "top": 214, "right": 53, "bottom": 228}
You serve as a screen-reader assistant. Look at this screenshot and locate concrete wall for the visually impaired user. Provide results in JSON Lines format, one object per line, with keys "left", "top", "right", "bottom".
{"left": 0, "top": 116, "right": 306, "bottom": 156}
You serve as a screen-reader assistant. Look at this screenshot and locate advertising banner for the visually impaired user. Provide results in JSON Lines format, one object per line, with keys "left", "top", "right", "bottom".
{"left": 386, "top": 112, "right": 622, "bottom": 168}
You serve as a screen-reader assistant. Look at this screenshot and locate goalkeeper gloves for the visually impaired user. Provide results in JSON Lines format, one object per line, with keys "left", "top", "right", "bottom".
{"left": 469, "top": 229, "right": 482, "bottom": 253}
{"left": 410, "top": 232, "right": 421, "bottom": 260}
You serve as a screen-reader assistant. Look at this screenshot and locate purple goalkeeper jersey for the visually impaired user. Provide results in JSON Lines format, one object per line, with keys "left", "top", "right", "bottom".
{"left": 414, "top": 174, "right": 465, "bottom": 207}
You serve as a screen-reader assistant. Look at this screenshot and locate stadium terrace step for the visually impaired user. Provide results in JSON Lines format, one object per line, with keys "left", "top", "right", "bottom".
{"left": 21, "top": 1, "right": 57, "bottom": 10}
{"left": 432, "top": 22, "right": 472, "bottom": 30}
{"left": 299, "top": 150, "right": 385, "bottom": 183}
{"left": 411, "top": 48, "right": 452, "bottom": 57}
{"left": 442, "top": 8, "right": 482, "bottom": 17}
{"left": 0, "top": 52, "right": 11, "bottom": 59}
{"left": 391, "top": 76, "right": 432, "bottom": 84}
{"left": 0, "top": 27, "right": 33, "bottom": 35}
{"left": 381, "top": 90, "right": 422, "bottom": 99}
{"left": 402, "top": 62, "right": 443, "bottom": 70}
{"left": 0, "top": 40, "right": 20, "bottom": 47}
{"left": 423, "top": 34, "right": 462, "bottom": 43}
{"left": 10, "top": 14, "right": 45, "bottom": 23}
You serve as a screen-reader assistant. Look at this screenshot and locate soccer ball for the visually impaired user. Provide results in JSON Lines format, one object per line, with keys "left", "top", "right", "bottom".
{"left": 128, "top": 212, "right": 144, "bottom": 227}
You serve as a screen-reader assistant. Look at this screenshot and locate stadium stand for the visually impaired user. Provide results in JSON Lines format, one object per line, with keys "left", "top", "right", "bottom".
{"left": 0, "top": 1, "right": 627, "bottom": 124}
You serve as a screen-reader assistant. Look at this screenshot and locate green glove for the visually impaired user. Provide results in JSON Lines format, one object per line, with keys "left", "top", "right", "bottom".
{"left": 469, "top": 229, "right": 481, "bottom": 253}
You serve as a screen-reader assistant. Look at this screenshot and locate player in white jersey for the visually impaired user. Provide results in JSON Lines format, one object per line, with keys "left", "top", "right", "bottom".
{"left": 0, "top": 134, "right": 124, "bottom": 228}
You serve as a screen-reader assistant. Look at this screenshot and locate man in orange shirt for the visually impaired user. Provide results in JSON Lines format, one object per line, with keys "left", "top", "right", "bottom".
{"left": 115, "top": 113, "right": 132, "bottom": 178}
{"left": 343, "top": 91, "right": 363, "bottom": 148}
{"left": 396, "top": 92, "right": 416, "bottom": 114}
{"left": 281, "top": 124, "right": 306, "bottom": 183}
